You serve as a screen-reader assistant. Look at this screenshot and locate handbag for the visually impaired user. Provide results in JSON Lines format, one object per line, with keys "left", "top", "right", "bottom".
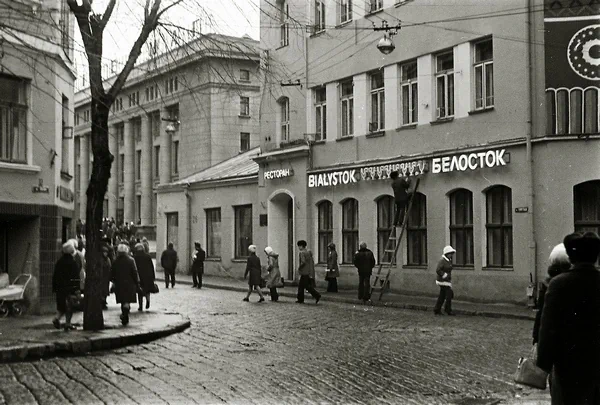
{"left": 514, "top": 345, "right": 548, "bottom": 389}
{"left": 150, "top": 283, "right": 160, "bottom": 294}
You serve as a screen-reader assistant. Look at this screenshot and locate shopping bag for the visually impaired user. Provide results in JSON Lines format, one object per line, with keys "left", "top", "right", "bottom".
{"left": 150, "top": 283, "right": 160, "bottom": 294}
{"left": 514, "top": 345, "right": 548, "bottom": 390}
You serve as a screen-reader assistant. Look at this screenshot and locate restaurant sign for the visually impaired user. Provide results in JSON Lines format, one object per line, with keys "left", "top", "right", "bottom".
{"left": 264, "top": 168, "right": 294, "bottom": 180}
{"left": 431, "top": 149, "right": 509, "bottom": 174}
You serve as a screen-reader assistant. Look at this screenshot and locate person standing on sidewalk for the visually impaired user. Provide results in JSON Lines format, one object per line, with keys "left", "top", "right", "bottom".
{"left": 52, "top": 242, "right": 80, "bottom": 331}
{"left": 264, "top": 246, "right": 282, "bottom": 302}
{"left": 160, "top": 242, "right": 178, "bottom": 288}
{"left": 353, "top": 242, "right": 375, "bottom": 303}
{"left": 100, "top": 244, "right": 112, "bottom": 310}
{"left": 434, "top": 245, "right": 456, "bottom": 316}
{"left": 296, "top": 240, "right": 321, "bottom": 304}
{"left": 390, "top": 171, "right": 411, "bottom": 227}
{"left": 111, "top": 243, "right": 142, "bottom": 325}
{"left": 326, "top": 243, "right": 340, "bottom": 293}
{"left": 243, "top": 245, "right": 265, "bottom": 302}
{"left": 191, "top": 241, "right": 206, "bottom": 289}
{"left": 133, "top": 243, "right": 155, "bottom": 311}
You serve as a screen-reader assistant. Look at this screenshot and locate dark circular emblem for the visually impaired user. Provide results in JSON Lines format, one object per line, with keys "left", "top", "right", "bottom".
{"left": 568, "top": 24, "right": 600, "bottom": 81}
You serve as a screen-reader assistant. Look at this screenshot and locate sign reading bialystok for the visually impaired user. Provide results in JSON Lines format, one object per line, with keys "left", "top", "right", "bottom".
{"left": 431, "top": 149, "right": 509, "bottom": 174}
{"left": 264, "top": 168, "right": 294, "bottom": 180}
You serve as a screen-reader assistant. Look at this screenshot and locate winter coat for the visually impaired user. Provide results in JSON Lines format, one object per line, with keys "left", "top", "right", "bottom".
{"left": 160, "top": 248, "right": 178, "bottom": 271}
{"left": 244, "top": 253, "right": 262, "bottom": 287}
{"left": 134, "top": 250, "right": 155, "bottom": 294}
{"left": 52, "top": 254, "right": 80, "bottom": 294}
{"left": 73, "top": 250, "right": 86, "bottom": 291}
{"left": 532, "top": 262, "right": 571, "bottom": 344}
{"left": 435, "top": 256, "right": 452, "bottom": 287}
{"left": 142, "top": 240, "right": 150, "bottom": 254}
{"left": 101, "top": 256, "right": 112, "bottom": 297}
{"left": 326, "top": 250, "right": 340, "bottom": 278}
{"left": 111, "top": 253, "right": 141, "bottom": 304}
{"left": 265, "top": 253, "right": 283, "bottom": 289}
{"left": 192, "top": 248, "right": 206, "bottom": 274}
{"left": 392, "top": 177, "right": 411, "bottom": 203}
{"left": 298, "top": 249, "right": 316, "bottom": 278}
{"left": 353, "top": 248, "right": 375, "bottom": 275}
{"left": 537, "top": 263, "right": 600, "bottom": 404}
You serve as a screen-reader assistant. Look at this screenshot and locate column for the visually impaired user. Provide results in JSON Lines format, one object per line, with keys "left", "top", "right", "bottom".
{"left": 79, "top": 133, "right": 89, "bottom": 220}
{"left": 140, "top": 114, "right": 153, "bottom": 225}
{"left": 159, "top": 107, "right": 172, "bottom": 185}
{"left": 384, "top": 64, "right": 399, "bottom": 130}
{"left": 107, "top": 124, "right": 118, "bottom": 220}
{"left": 123, "top": 120, "right": 135, "bottom": 224}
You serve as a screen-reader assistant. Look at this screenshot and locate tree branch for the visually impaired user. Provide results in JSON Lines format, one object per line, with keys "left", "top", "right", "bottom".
{"left": 156, "top": 0, "right": 185, "bottom": 21}
{"left": 100, "top": 0, "right": 117, "bottom": 29}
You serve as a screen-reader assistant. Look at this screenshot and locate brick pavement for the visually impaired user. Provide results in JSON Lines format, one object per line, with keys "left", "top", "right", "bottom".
{"left": 0, "top": 285, "right": 549, "bottom": 404}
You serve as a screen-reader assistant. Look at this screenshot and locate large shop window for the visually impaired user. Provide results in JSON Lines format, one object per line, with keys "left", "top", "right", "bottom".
{"left": 342, "top": 199, "right": 359, "bottom": 263}
{"left": 449, "top": 189, "right": 474, "bottom": 267}
{"left": 166, "top": 212, "right": 179, "bottom": 250}
{"left": 377, "top": 196, "right": 394, "bottom": 264}
{"left": 486, "top": 186, "right": 513, "bottom": 268}
{"left": 406, "top": 193, "right": 427, "bottom": 265}
{"left": 546, "top": 87, "right": 599, "bottom": 135}
{"left": 235, "top": 205, "right": 253, "bottom": 259}
{"left": 206, "top": 208, "right": 222, "bottom": 258}
{"left": 574, "top": 180, "right": 600, "bottom": 234}
{"left": 317, "top": 201, "right": 333, "bottom": 264}
{"left": 0, "top": 75, "right": 28, "bottom": 163}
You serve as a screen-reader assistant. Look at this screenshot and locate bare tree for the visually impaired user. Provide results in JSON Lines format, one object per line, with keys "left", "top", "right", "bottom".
{"left": 67, "top": 0, "right": 182, "bottom": 330}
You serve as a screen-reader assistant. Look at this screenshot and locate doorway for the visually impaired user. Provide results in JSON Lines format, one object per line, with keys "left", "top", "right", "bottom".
{"left": 287, "top": 199, "right": 294, "bottom": 280}
{"left": 268, "top": 192, "right": 294, "bottom": 281}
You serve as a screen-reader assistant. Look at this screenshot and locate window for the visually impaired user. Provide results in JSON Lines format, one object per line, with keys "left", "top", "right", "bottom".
{"left": 342, "top": 199, "right": 359, "bottom": 263}
{"left": 574, "top": 181, "right": 600, "bottom": 234}
{"left": 61, "top": 95, "right": 70, "bottom": 174}
{"left": 340, "top": 0, "right": 352, "bottom": 24}
{"left": 317, "top": 201, "right": 333, "bottom": 263}
{"left": 172, "top": 140, "right": 179, "bottom": 175}
{"left": 280, "top": 98, "right": 289, "bottom": 142}
{"left": 240, "top": 69, "right": 250, "bottom": 81}
{"left": 166, "top": 104, "right": 179, "bottom": 123}
{"left": 546, "top": 88, "right": 599, "bottom": 135}
{"left": 136, "top": 195, "right": 141, "bottom": 224}
{"left": 75, "top": 113, "right": 80, "bottom": 126}
{"left": 370, "top": 71, "right": 385, "bottom": 132}
{"left": 474, "top": 39, "right": 494, "bottom": 110}
{"left": 486, "top": 186, "right": 513, "bottom": 267}
{"left": 117, "top": 198, "right": 124, "bottom": 225}
{"left": 400, "top": 62, "right": 418, "bottom": 125}
{"left": 369, "top": 0, "right": 383, "bottom": 12}
{"left": 240, "top": 132, "right": 250, "bottom": 152}
{"left": 315, "top": 87, "right": 327, "bottom": 141}
{"left": 128, "top": 91, "right": 139, "bottom": 107}
{"left": 449, "top": 189, "right": 474, "bottom": 267}
{"left": 406, "top": 193, "right": 427, "bottom": 265}
{"left": 150, "top": 111, "right": 161, "bottom": 138}
{"left": 376, "top": 196, "right": 394, "bottom": 264}
{"left": 116, "top": 123, "right": 124, "bottom": 145}
{"left": 234, "top": 205, "right": 253, "bottom": 258}
{"left": 166, "top": 212, "right": 179, "bottom": 250}
{"left": 165, "top": 77, "right": 178, "bottom": 95}
{"left": 146, "top": 86, "right": 156, "bottom": 101}
{"left": 314, "top": 0, "right": 326, "bottom": 32}
{"left": 340, "top": 81, "right": 354, "bottom": 137}
{"left": 206, "top": 208, "right": 222, "bottom": 258}
{"left": 240, "top": 96, "right": 250, "bottom": 116}
{"left": 132, "top": 118, "right": 142, "bottom": 142}
{"left": 153, "top": 146, "right": 160, "bottom": 178}
{"left": 59, "top": 0, "right": 70, "bottom": 53}
{"left": 135, "top": 150, "right": 141, "bottom": 180}
{"left": 279, "top": 2, "right": 289, "bottom": 47}
{"left": 436, "top": 51, "right": 455, "bottom": 119}
{"left": 152, "top": 193, "right": 157, "bottom": 224}
{"left": 119, "top": 154, "right": 125, "bottom": 182}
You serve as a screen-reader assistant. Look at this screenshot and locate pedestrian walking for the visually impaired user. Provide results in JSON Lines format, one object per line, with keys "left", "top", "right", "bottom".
{"left": 264, "top": 246, "right": 282, "bottom": 302}
{"left": 111, "top": 243, "right": 142, "bottom": 325}
{"left": 434, "top": 246, "right": 456, "bottom": 315}
{"left": 100, "top": 244, "right": 112, "bottom": 309}
{"left": 133, "top": 243, "right": 155, "bottom": 311}
{"left": 296, "top": 240, "right": 321, "bottom": 304}
{"left": 390, "top": 170, "right": 411, "bottom": 227}
{"left": 69, "top": 238, "right": 86, "bottom": 292}
{"left": 191, "top": 241, "right": 206, "bottom": 289}
{"left": 325, "top": 242, "right": 340, "bottom": 293}
{"left": 537, "top": 232, "right": 600, "bottom": 404}
{"left": 353, "top": 242, "right": 375, "bottom": 303}
{"left": 243, "top": 245, "right": 265, "bottom": 302}
{"left": 52, "top": 242, "right": 80, "bottom": 331}
{"left": 160, "top": 242, "right": 178, "bottom": 288}
{"left": 141, "top": 237, "right": 150, "bottom": 254}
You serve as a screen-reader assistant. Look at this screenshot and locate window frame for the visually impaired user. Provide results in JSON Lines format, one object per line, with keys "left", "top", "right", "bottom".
{"left": 314, "top": 0, "right": 326, "bottom": 32}
{"left": 280, "top": 98, "right": 290, "bottom": 142}
{"left": 153, "top": 145, "right": 160, "bottom": 179}
{"left": 474, "top": 39, "right": 494, "bottom": 110}
{"left": 435, "top": 51, "right": 455, "bottom": 119}
{"left": 449, "top": 189, "right": 474, "bottom": 267}
{"left": 400, "top": 61, "right": 418, "bottom": 126}
{"left": 485, "top": 185, "right": 513, "bottom": 268}
{"left": 234, "top": 204, "right": 253, "bottom": 259}
{"left": 317, "top": 201, "right": 333, "bottom": 264}
{"left": 340, "top": 0, "right": 352, "bottom": 24}
{"left": 341, "top": 198, "right": 359, "bottom": 264}
{"left": 135, "top": 150, "right": 142, "bottom": 181}
{"left": 369, "top": 71, "right": 385, "bottom": 132}
{"left": 406, "top": 192, "right": 427, "bottom": 266}
{"left": 240, "top": 132, "right": 250, "bottom": 152}
{"left": 315, "top": 87, "right": 327, "bottom": 141}
{"left": 279, "top": 2, "right": 289, "bottom": 47}
{"left": 377, "top": 196, "right": 395, "bottom": 264}
{"left": 240, "top": 96, "right": 250, "bottom": 116}
{"left": 369, "top": 0, "right": 383, "bottom": 13}
{"left": 340, "top": 80, "right": 354, "bottom": 137}
{"left": 574, "top": 180, "right": 600, "bottom": 235}
{"left": 240, "top": 69, "right": 250, "bottom": 81}
{"left": 206, "top": 208, "right": 222, "bottom": 259}
{"left": 172, "top": 140, "right": 179, "bottom": 175}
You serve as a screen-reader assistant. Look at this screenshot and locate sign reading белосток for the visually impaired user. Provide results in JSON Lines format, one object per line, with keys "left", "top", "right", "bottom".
{"left": 431, "top": 149, "right": 509, "bottom": 174}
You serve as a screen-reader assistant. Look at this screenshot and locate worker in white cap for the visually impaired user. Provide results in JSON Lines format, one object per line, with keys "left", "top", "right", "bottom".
{"left": 434, "top": 245, "right": 456, "bottom": 316}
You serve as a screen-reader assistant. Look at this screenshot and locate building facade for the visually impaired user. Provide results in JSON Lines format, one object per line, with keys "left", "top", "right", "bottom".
{"left": 0, "top": 0, "right": 75, "bottom": 312}
{"left": 73, "top": 34, "right": 260, "bottom": 238}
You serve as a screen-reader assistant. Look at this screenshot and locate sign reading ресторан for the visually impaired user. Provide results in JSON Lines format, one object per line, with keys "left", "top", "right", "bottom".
{"left": 431, "top": 149, "right": 509, "bottom": 174}
{"left": 264, "top": 168, "right": 294, "bottom": 180}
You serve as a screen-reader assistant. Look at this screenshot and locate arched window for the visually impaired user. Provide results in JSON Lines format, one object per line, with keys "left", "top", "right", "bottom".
{"left": 486, "top": 186, "right": 512, "bottom": 267}
{"left": 574, "top": 180, "right": 600, "bottom": 234}
{"left": 449, "top": 189, "right": 474, "bottom": 267}
{"left": 376, "top": 196, "right": 394, "bottom": 263}
{"left": 341, "top": 198, "right": 359, "bottom": 263}
{"left": 406, "top": 192, "right": 427, "bottom": 265}
{"left": 317, "top": 201, "right": 333, "bottom": 263}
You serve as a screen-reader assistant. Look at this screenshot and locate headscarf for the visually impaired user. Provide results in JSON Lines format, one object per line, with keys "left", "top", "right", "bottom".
{"left": 248, "top": 245, "right": 257, "bottom": 253}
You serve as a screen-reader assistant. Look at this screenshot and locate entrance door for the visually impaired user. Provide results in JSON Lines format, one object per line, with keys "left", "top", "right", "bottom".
{"left": 287, "top": 199, "right": 294, "bottom": 280}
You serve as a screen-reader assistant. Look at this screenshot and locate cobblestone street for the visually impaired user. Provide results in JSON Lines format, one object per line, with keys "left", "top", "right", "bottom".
{"left": 0, "top": 287, "right": 544, "bottom": 405}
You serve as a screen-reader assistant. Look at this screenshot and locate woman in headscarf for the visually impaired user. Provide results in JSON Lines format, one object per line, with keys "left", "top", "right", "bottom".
{"left": 243, "top": 245, "right": 265, "bottom": 302}
{"left": 326, "top": 242, "right": 340, "bottom": 293}
{"left": 264, "top": 246, "right": 282, "bottom": 302}
{"left": 133, "top": 243, "right": 156, "bottom": 311}
{"left": 111, "top": 243, "right": 142, "bottom": 325}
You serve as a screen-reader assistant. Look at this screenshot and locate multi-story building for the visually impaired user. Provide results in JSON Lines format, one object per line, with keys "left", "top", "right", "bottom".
{"left": 0, "top": 0, "right": 75, "bottom": 312}
{"left": 73, "top": 34, "right": 260, "bottom": 242}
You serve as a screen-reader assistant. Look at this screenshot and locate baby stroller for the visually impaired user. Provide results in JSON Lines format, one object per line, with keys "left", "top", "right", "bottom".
{"left": 0, "top": 274, "right": 32, "bottom": 317}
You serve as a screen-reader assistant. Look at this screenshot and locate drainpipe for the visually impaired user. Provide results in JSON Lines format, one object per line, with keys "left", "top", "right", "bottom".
{"left": 184, "top": 184, "right": 191, "bottom": 274}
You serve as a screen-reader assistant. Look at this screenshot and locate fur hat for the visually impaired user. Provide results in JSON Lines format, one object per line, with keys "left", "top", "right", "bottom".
{"left": 62, "top": 242, "right": 75, "bottom": 255}
{"left": 264, "top": 246, "right": 273, "bottom": 256}
{"left": 117, "top": 243, "right": 130, "bottom": 254}
{"left": 443, "top": 246, "right": 456, "bottom": 256}
{"left": 328, "top": 242, "right": 336, "bottom": 250}
{"left": 248, "top": 245, "right": 257, "bottom": 253}
{"left": 563, "top": 232, "right": 600, "bottom": 264}
{"left": 134, "top": 243, "right": 145, "bottom": 252}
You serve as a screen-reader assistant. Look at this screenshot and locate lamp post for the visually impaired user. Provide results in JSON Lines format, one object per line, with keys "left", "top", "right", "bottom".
{"left": 373, "top": 20, "right": 402, "bottom": 55}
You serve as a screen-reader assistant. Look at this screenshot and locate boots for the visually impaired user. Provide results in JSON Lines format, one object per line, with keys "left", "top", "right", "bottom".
{"left": 120, "top": 307, "right": 130, "bottom": 326}
{"left": 138, "top": 295, "right": 143, "bottom": 311}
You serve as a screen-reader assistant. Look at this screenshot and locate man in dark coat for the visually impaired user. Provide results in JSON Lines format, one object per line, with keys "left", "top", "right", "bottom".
{"left": 192, "top": 241, "right": 206, "bottom": 289}
{"left": 160, "top": 242, "right": 178, "bottom": 288}
{"left": 390, "top": 171, "right": 411, "bottom": 226}
{"left": 100, "top": 243, "right": 112, "bottom": 309}
{"left": 52, "top": 242, "right": 80, "bottom": 331}
{"left": 133, "top": 243, "right": 155, "bottom": 311}
{"left": 537, "top": 232, "right": 600, "bottom": 404}
{"left": 296, "top": 240, "right": 321, "bottom": 304}
{"left": 111, "top": 243, "right": 142, "bottom": 325}
{"left": 353, "top": 242, "right": 376, "bottom": 303}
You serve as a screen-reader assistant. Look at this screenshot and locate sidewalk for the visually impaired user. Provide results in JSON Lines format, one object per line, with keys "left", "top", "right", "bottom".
{"left": 156, "top": 270, "right": 537, "bottom": 321}
{"left": 0, "top": 306, "right": 190, "bottom": 363}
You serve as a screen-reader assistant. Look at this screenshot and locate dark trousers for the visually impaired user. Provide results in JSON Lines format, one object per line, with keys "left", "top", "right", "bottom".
{"left": 270, "top": 287, "right": 279, "bottom": 301}
{"left": 297, "top": 275, "right": 321, "bottom": 303}
{"left": 192, "top": 268, "right": 203, "bottom": 288}
{"left": 393, "top": 201, "right": 407, "bottom": 226}
{"left": 165, "top": 269, "right": 176, "bottom": 287}
{"left": 327, "top": 278, "right": 338, "bottom": 292}
{"left": 358, "top": 272, "right": 371, "bottom": 301}
{"left": 434, "top": 286, "right": 453, "bottom": 313}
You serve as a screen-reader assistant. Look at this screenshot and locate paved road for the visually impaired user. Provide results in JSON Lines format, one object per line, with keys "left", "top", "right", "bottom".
{"left": 0, "top": 287, "right": 545, "bottom": 405}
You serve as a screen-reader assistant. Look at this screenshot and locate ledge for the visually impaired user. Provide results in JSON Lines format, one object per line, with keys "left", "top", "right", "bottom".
{"left": 275, "top": 44, "right": 288, "bottom": 51}
{"left": 205, "top": 257, "right": 222, "bottom": 262}
{"left": 239, "top": 79, "right": 251, "bottom": 84}
{"left": 0, "top": 162, "right": 41, "bottom": 174}
{"left": 402, "top": 265, "right": 428, "bottom": 270}
{"left": 60, "top": 171, "right": 73, "bottom": 181}
{"left": 335, "top": 20, "right": 352, "bottom": 29}
{"left": 396, "top": 124, "right": 417, "bottom": 132}
{"left": 365, "top": 8, "right": 384, "bottom": 16}
{"left": 309, "top": 30, "right": 326, "bottom": 38}
{"left": 482, "top": 266, "right": 514, "bottom": 272}
{"left": 231, "top": 259, "right": 248, "bottom": 263}
{"left": 395, "top": 0, "right": 414, "bottom": 6}
{"left": 366, "top": 131, "right": 385, "bottom": 139}
{"left": 312, "top": 140, "right": 326, "bottom": 145}
{"left": 238, "top": 114, "right": 251, "bottom": 119}
{"left": 430, "top": 117, "right": 454, "bottom": 125}
{"left": 335, "top": 136, "right": 354, "bottom": 142}
{"left": 453, "top": 266, "right": 475, "bottom": 271}
{"left": 468, "top": 107, "right": 495, "bottom": 115}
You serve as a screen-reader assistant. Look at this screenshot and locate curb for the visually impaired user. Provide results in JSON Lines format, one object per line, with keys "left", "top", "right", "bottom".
{"left": 0, "top": 316, "right": 190, "bottom": 363}
{"left": 158, "top": 277, "right": 536, "bottom": 321}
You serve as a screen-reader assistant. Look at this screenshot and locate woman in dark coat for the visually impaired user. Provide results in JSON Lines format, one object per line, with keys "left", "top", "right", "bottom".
{"left": 325, "top": 242, "right": 340, "bottom": 292}
{"left": 52, "top": 242, "right": 80, "bottom": 331}
{"left": 243, "top": 245, "right": 265, "bottom": 302}
{"left": 101, "top": 244, "right": 112, "bottom": 309}
{"left": 133, "top": 243, "right": 155, "bottom": 311}
{"left": 111, "top": 243, "right": 142, "bottom": 325}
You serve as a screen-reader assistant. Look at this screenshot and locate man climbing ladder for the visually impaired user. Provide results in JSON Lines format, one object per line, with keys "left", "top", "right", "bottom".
{"left": 391, "top": 170, "right": 411, "bottom": 227}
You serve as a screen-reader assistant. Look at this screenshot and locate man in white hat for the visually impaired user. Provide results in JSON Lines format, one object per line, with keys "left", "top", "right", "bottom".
{"left": 434, "top": 245, "right": 456, "bottom": 316}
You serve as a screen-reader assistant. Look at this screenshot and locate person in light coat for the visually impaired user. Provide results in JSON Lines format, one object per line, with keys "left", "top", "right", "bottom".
{"left": 434, "top": 245, "right": 456, "bottom": 316}
{"left": 264, "top": 246, "right": 282, "bottom": 302}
